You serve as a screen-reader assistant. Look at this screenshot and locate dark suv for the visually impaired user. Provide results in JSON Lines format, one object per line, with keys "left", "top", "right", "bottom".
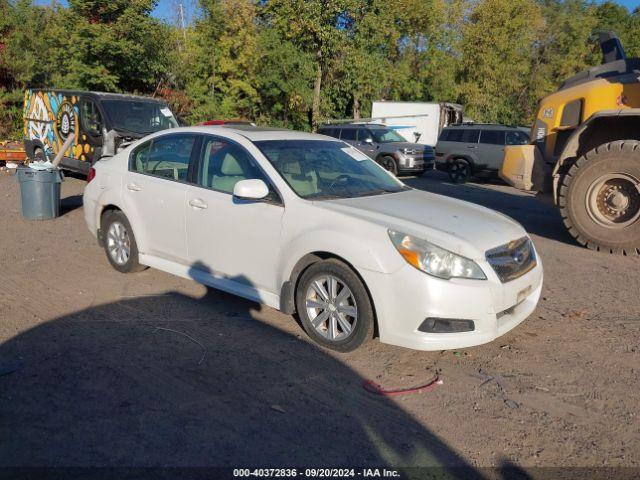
{"left": 435, "top": 124, "right": 529, "bottom": 183}
{"left": 318, "top": 124, "right": 435, "bottom": 176}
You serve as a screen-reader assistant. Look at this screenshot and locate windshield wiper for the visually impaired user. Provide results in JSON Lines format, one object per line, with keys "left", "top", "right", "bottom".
{"left": 353, "top": 187, "right": 408, "bottom": 197}
{"left": 306, "top": 193, "right": 348, "bottom": 200}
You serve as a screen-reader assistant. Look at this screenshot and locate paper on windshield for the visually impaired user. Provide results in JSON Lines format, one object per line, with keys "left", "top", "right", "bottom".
{"left": 342, "top": 147, "right": 369, "bottom": 162}
{"left": 160, "top": 107, "right": 173, "bottom": 117}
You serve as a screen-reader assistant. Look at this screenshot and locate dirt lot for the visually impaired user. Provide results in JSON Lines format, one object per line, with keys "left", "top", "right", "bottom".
{"left": 0, "top": 170, "right": 638, "bottom": 474}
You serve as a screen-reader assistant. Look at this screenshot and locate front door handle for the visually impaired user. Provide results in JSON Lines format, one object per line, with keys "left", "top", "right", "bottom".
{"left": 189, "top": 198, "right": 208, "bottom": 210}
{"left": 467, "top": 146, "right": 477, "bottom": 149}
{"left": 126, "top": 182, "right": 142, "bottom": 191}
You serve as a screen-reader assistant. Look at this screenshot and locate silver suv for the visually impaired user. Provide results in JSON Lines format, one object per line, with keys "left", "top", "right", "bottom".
{"left": 318, "top": 124, "right": 435, "bottom": 176}
{"left": 435, "top": 124, "right": 529, "bottom": 183}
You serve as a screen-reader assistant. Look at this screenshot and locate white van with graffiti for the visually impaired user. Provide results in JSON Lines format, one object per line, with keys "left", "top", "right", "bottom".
{"left": 23, "top": 89, "right": 179, "bottom": 173}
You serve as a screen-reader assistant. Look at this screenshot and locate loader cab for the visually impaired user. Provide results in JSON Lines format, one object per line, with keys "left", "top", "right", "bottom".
{"left": 500, "top": 32, "right": 640, "bottom": 255}
{"left": 530, "top": 32, "right": 640, "bottom": 165}
{"left": 23, "top": 89, "right": 178, "bottom": 174}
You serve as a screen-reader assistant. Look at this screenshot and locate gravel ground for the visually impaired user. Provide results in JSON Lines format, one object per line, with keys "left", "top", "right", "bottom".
{"left": 0, "top": 170, "right": 638, "bottom": 475}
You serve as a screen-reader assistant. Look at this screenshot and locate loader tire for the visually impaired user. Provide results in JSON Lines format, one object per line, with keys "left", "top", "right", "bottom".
{"left": 558, "top": 140, "right": 640, "bottom": 255}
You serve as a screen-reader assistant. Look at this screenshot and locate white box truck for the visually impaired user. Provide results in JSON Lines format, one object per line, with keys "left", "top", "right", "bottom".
{"left": 370, "top": 101, "right": 463, "bottom": 146}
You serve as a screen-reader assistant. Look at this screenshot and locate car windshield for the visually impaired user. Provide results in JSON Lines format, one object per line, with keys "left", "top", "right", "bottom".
{"left": 370, "top": 128, "right": 406, "bottom": 143}
{"left": 102, "top": 100, "right": 179, "bottom": 135}
{"left": 254, "top": 140, "right": 408, "bottom": 200}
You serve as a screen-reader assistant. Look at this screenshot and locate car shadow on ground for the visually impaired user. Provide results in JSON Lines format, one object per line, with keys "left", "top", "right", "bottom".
{"left": 405, "top": 171, "right": 575, "bottom": 247}
{"left": 60, "top": 194, "right": 84, "bottom": 216}
{"left": 0, "top": 262, "right": 492, "bottom": 478}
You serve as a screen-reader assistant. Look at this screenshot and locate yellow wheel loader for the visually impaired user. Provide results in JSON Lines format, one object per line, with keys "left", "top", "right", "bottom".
{"left": 501, "top": 33, "right": 640, "bottom": 255}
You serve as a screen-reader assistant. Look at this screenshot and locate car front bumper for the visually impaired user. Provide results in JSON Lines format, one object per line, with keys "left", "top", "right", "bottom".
{"left": 398, "top": 156, "right": 436, "bottom": 173}
{"left": 360, "top": 258, "right": 543, "bottom": 351}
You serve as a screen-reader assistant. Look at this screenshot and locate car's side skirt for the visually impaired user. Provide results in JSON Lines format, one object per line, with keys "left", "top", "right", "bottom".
{"left": 139, "top": 254, "right": 281, "bottom": 310}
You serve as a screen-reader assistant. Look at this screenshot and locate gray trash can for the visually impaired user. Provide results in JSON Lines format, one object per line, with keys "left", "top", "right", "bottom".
{"left": 16, "top": 166, "right": 64, "bottom": 220}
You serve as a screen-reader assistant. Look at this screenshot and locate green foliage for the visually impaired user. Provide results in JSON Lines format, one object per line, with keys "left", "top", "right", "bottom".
{"left": 0, "top": 0, "right": 639, "bottom": 137}
{"left": 0, "top": 88, "right": 24, "bottom": 139}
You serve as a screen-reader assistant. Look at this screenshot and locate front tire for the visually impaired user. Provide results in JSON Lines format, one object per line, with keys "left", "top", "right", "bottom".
{"left": 380, "top": 156, "right": 398, "bottom": 176}
{"left": 295, "top": 259, "right": 374, "bottom": 352}
{"left": 102, "top": 210, "right": 146, "bottom": 272}
{"left": 559, "top": 140, "right": 640, "bottom": 255}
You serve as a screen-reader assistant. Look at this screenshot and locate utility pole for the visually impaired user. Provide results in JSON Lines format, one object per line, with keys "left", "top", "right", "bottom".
{"left": 178, "top": 3, "right": 187, "bottom": 43}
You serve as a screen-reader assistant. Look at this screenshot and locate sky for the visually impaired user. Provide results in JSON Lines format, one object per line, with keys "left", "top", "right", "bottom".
{"left": 151, "top": 0, "right": 639, "bottom": 21}
{"left": 36, "top": 0, "right": 640, "bottom": 22}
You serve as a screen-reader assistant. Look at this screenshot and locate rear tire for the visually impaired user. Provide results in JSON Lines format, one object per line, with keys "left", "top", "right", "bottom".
{"left": 102, "top": 210, "right": 146, "bottom": 272}
{"left": 295, "top": 259, "right": 374, "bottom": 352}
{"left": 448, "top": 158, "right": 472, "bottom": 183}
{"left": 559, "top": 140, "right": 640, "bottom": 255}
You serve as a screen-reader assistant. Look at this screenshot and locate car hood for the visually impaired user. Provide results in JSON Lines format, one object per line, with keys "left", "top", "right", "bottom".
{"left": 316, "top": 189, "right": 527, "bottom": 260}
{"left": 379, "top": 142, "right": 433, "bottom": 151}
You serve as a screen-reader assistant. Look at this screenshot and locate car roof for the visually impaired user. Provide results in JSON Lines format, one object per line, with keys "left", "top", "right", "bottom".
{"left": 444, "top": 123, "right": 522, "bottom": 130}
{"left": 31, "top": 89, "right": 168, "bottom": 104}
{"left": 149, "top": 125, "right": 333, "bottom": 142}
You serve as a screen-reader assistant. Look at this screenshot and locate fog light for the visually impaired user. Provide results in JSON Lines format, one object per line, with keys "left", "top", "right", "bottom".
{"left": 418, "top": 318, "right": 475, "bottom": 333}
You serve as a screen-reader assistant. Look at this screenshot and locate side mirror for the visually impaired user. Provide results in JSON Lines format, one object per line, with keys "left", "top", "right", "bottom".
{"left": 362, "top": 137, "right": 373, "bottom": 144}
{"left": 233, "top": 179, "right": 269, "bottom": 200}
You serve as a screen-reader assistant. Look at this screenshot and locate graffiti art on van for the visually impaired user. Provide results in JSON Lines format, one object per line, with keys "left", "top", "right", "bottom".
{"left": 23, "top": 90, "right": 81, "bottom": 160}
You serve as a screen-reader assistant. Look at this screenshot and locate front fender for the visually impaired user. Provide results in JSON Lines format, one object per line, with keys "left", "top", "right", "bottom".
{"left": 553, "top": 108, "right": 640, "bottom": 201}
{"left": 279, "top": 228, "right": 402, "bottom": 287}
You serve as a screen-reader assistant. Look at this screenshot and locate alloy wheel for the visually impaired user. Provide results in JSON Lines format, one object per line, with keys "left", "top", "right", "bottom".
{"left": 305, "top": 275, "right": 358, "bottom": 341}
{"left": 449, "top": 161, "right": 469, "bottom": 183}
{"left": 106, "top": 221, "right": 131, "bottom": 266}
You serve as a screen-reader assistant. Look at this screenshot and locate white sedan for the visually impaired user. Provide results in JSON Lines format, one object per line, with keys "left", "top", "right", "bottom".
{"left": 83, "top": 126, "right": 543, "bottom": 352}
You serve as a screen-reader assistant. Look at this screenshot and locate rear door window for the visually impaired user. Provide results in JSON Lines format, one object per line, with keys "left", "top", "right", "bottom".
{"left": 461, "top": 129, "right": 480, "bottom": 143}
{"left": 130, "top": 134, "right": 197, "bottom": 181}
{"left": 480, "top": 130, "right": 505, "bottom": 145}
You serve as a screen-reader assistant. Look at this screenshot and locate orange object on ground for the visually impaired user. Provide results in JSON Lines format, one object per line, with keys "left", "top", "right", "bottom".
{"left": 363, "top": 375, "right": 443, "bottom": 397}
{"left": 0, "top": 141, "right": 27, "bottom": 163}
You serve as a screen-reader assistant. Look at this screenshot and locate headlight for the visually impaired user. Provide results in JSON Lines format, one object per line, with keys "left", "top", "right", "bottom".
{"left": 388, "top": 230, "right": 486, "bottom": 280}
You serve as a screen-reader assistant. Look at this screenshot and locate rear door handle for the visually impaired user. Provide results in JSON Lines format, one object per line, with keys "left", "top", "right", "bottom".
{"left": 467, "top": 146, "right": 477, "bottom": 149}
{"left": 189, "top": 198, "right": 208, "bottom": 210}
{"left": 126, "top": 182, "right": 142, "bottom": 191}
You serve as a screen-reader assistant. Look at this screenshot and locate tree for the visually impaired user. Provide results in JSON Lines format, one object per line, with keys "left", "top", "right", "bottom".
{"left": 458, "top": 0, "right": 544, "bottom": 124}
{"left": 51, "top": 0, "right": 169, "bottom": 92}
{"left": 261, "top": 0, "right": 356, "bottom": 130}
{"left": 253, "top": 28, "right": 315, "bottom": 129}
{"left": 594, "top": 2, "right": 640, "bottom": 58}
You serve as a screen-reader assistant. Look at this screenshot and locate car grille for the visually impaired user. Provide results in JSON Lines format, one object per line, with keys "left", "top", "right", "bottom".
{"left": 405, "top": 147, "right": 434, "bottom": 157}
{"left": 485, "top": 237, "right": 536, "bottom": 283}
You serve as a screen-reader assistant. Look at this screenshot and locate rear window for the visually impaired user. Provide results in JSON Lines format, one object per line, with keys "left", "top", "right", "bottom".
{"left": 506, "top": 130, "right": 530, "bottom": 145}
{"left": 480, "top": 130, "right": 505, "bottom": 145}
